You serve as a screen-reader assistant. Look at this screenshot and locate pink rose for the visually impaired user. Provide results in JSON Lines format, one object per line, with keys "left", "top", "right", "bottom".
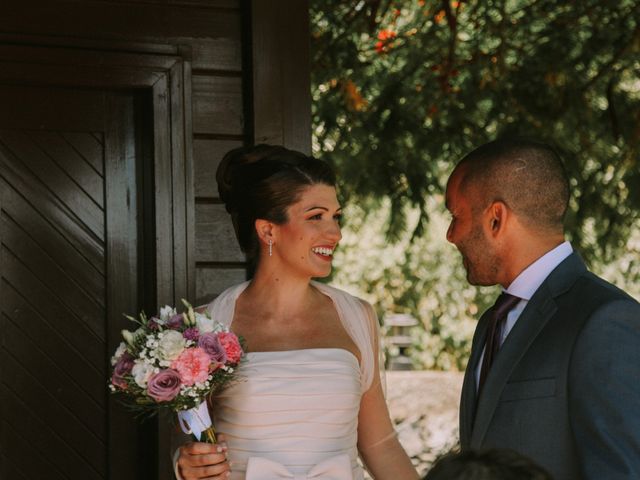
{"left": 171, "top": 347, "right": 211, "bottom": 386}
{"left": 198, "top": 333, "right": 227, "bottom": 364}
{"left": 111, "top": 352, "right": 135, "bottom": 389}
{"left": 147, "top": 369, "right": 182, "bottom": 402}
{"left": 218, "top": 332, "right": 243, "bottom": 364}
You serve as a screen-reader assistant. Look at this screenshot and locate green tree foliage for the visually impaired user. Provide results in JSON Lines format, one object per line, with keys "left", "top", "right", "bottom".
{"left": 311, "top": 0, "right": 640, "bottom": 260}
{"left": 312, "top": 1, "right": 640, "bottom": 369}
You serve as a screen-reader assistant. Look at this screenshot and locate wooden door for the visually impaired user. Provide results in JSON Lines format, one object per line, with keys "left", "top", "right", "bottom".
{"left": 0, "top": 85, "right": 150, "bottom": 479}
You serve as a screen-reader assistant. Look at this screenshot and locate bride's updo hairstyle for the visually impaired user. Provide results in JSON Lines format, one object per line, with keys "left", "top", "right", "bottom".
{"left": 216, "top": 144, "right": 336, "bottom": 264}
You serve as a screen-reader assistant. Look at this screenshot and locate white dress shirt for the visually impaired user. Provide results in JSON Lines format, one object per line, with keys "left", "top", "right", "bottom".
{"left": 475, "top": 241, "right": 573, "bottom": 390}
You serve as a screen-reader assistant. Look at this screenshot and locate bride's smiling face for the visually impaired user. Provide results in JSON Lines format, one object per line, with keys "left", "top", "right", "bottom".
{"left": 274, "top": 184, "right": 342, "bottom": 279}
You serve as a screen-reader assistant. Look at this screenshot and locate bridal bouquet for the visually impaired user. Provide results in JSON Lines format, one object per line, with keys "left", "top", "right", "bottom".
{"left": 109, "top": 300, "right": 244, "bottom": 443}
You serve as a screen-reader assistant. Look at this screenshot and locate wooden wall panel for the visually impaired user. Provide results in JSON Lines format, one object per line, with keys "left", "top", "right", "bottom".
{"left": 195, "top": 203, "right": 244, "bottom": 262}
{"left": 1, "top": 130, "right": 105, "bottom": 239}
{"left": 0, "top": 0, "right": 312, "bottom": 305}
{"left": 251, "top": 0, "right": 311, "bottom": 153}
{"left": 191, "top": 38, "right": 242, "bottom": 71}
{"left": 1, "top": 1, "right": 314, "bottom": 475}
{"left": 193, "top": 138, "right": 242, "bottom": 197}
{"left": 1, "top": 1, "right": 242, "bottom": 72}
{"left": 0, "top": 85, "right": 117, "bottom": 479}
{"left": 103, "top": 0, "right": 239, "bottom": 8}
{"left": 192, "top": 76, "right": 244, "bottom": 135}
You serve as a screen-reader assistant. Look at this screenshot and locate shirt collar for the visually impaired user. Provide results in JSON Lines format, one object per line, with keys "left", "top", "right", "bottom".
{"left": 506, "top": 241, "right": 573, "bottom": 301}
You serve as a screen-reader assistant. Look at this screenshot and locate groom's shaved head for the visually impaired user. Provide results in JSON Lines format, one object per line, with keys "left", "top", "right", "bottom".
{"left": 456, "top": 138, "right": 570, "bottom": 233}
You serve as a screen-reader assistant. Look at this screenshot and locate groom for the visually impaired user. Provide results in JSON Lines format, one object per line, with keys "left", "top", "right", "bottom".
{"left": 445, "top": 137, "right": 640, "bottom": 480}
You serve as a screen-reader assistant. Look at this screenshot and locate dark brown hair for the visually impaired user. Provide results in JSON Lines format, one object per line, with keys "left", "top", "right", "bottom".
{"left": 216, "top": 144, "right": 336, "bottom": 264}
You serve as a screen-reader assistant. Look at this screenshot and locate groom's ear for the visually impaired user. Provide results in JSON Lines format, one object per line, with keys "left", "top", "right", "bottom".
{"left": 486, "top": 201, "right": 508, "bottom": 237}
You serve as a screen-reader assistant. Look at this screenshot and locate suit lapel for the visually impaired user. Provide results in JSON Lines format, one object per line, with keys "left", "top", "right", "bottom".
{"left": 470, "top": 287, "right": 557, "bottom": 446}
{"left": 469, "top": 253, "right": 587, "bottom": 447}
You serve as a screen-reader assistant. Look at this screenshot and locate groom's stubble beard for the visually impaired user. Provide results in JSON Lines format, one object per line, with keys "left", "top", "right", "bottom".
{"left": 460, "top": 221, "right": 500, "bottom": 287}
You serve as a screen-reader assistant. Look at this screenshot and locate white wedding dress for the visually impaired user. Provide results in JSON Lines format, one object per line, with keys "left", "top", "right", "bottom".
{"left": 205, "top": 281, "right": 381, "bottom": 480}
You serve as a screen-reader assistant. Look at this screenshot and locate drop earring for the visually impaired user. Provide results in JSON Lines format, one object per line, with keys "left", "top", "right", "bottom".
{"left": 268, "top": 239, "right": 273, "bottom": 257}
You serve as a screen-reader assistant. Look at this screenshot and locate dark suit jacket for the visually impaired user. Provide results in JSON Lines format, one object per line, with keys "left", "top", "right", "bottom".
{"left": 459, "top": 253, "right": 640, "bottom": 480}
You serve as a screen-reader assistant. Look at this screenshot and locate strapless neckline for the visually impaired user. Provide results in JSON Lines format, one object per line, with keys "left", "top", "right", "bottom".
{"left": 245, "top": 347, "right": 359, "bottom": 365}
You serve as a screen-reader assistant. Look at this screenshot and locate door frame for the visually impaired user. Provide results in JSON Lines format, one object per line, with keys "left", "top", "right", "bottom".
{"left": 0, "top": 43, "right": 194, "bottom": 478}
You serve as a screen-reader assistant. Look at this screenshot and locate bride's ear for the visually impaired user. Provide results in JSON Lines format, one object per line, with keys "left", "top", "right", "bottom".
{"left": 255, "top": 219, "right": 275, "bottom": 245}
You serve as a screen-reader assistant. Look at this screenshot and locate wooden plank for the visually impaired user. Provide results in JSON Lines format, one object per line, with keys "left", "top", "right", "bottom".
{"left": 2, "top": 304, "right": 106, "bottom": 429}
{"left": 151, "top": 77, "right": 176, "bottom": 305}
{"left": 0, "top": 2, "right": 242, "bottom": 71}
{"left": 0, "top": 260, "right": 104, "bottom": 370}
{"left": 192, "top": 75, "right": 243, "bottom": 135}
{"left": 1, "top": 370, "right": 104, "bottom": 480}
{"left": 0, "top": 43, "right": 177, "bottom": 72}
{"left": 2, "top": 181, "right": 105, "bottom": 292}
{"left": 195, "top": 266, "right": 246, "bottom": 305}
{"left": 0, "top": 62, "right": 165, "bottom": 89}
{"left": 170, "top": 61, "right": 189, "bottom": 304}
{"left": 193, "top": 138, "right": 242, "bottom": 198}
{"left": 0, "top": 130, "right": 104, "bottom": 241}
{"left": 0, "top": 85, "right": 105, "bottom": 132}
{"left": 0, "top": 416, "right": 67, "bottom": 480}
{"left": 62, "top": 131, "right": 105, "bottom": 177}
{"left": 104, "top": 0, "right": 239, "bottom": 7}
{"left": 0, "top": 452, "right": 29, "bottom": 480}
{"left": 194, "top": 203, "right": 244, "bottom": 262}
{"left": 104, "top": 91, "right": 145, "bottom": 480}
{"left": 1, "top": 217, "right": 105, "bottom": 334}
{"left": 182, "top": 55, "right": 196, "bottom": 302}
{"left": 191, "top": 38, "right": 242, "bottom": 71}
{"left": 29, "top": 131, "right": 104, "bottom": 208}
{"left": 0, "top": 153, "right": 105, "bottom": 275}
{"left": 251, "top": 0, "right": 311, "bottom": 152}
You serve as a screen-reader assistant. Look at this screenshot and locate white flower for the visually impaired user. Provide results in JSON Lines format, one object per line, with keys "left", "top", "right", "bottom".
{"left": 157, "top": 330, "right": 185, "bottom": 361}
{"left": 195, "top": 312, "right": 215, "bottom": 333}
{"left": 122, "top": 328, "right": 145, "bottom": 347}
{"left": 158, "top": 305, "right": 177, "bottom": 325}
{"left": 131, "top": 361, "right": 155, "bottom": 388}
{"left": 111, "top": 341, "right": 128, "bottom": 365}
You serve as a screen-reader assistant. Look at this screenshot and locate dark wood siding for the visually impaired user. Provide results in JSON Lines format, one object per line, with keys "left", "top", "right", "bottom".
{"left": 0, "top": 0, "right": 311, "bottom": 477}
{"left": 0, "top": 87, "right": 141, "bottom": 479}
{"left": 0, "top": 0, "right": 248, "bottom": 299}
{"left": 194, "top": 0, "right": 312, "bottom": 305}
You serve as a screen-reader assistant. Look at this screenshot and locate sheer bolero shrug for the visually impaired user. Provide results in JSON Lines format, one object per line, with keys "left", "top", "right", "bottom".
{"left": 206, "top": 280, "right": 380, "bottom": 392}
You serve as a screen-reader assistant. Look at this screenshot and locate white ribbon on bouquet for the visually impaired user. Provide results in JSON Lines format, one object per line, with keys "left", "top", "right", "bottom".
{"left": 177, "top": 400, "right": 213, "bottom": 441}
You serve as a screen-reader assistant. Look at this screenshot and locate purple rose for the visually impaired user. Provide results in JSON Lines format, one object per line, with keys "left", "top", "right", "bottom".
{"left": 148, "top": 318, "right": 160, "bottom": 331}
{"left": 112, "top": 352, "right": 135, "bottom": 389}
{"left": 198, "top": 333, "right": 227, "bottom": 364}
{"left": 166, "top": 313, "right": 184, "bottom": 330}
{"left": 147, "top": 369, "right": 182, "bottom": 402}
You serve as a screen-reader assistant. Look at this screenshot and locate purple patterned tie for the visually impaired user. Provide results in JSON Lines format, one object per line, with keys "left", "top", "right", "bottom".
{"left": 478, "top": 292, "right": 522, "bottom": 394}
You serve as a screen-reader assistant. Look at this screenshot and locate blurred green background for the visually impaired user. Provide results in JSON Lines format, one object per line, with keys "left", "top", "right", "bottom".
{"left": 310, "top": 0, "right": 640, "bottom": 370}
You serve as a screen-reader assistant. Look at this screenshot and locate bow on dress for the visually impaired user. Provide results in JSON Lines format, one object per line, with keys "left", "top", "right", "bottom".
{"left": 245, "top": 454, "right": 353, "bottom": 480}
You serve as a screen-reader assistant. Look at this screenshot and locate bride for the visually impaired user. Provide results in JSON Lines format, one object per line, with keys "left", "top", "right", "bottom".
{"left": 175, "top": 145, "right": 418, "bottom": 480}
